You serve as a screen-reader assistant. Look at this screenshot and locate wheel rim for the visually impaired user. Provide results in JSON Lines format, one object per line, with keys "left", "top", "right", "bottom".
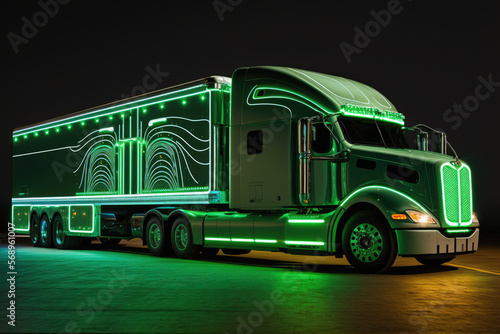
{"left": 149, "top": 224, "right": 161, "bottom": 249}
{"left": 174, "top": 224, "right": 189, "bottom": 251}
{"left": 350, "top": 223, "right": 383, "bottom": 263}
{"left": 55, "top": 220, "right": 64, "bottom": 245}
{"left": 40, "top": 219, "right": 48, "bottom": 244}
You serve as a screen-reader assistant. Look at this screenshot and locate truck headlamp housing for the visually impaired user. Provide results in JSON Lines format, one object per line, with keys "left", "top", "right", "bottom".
{"left": 405, "top": 210, "right": 437, "bottom": 224}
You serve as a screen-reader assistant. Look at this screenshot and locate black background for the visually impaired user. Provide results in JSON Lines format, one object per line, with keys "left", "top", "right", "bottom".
{"left": 2, "top": 0, "right": 499, "bottom": 232}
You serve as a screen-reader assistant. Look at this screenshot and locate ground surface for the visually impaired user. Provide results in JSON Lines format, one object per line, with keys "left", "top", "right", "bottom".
{"left": 1, "top": 234, "right": 499, "bottom": 334}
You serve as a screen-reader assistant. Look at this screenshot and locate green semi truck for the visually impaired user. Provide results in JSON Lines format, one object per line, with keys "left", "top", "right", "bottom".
{"left": 12, "top": 66, "right": 479, "bottom": 273}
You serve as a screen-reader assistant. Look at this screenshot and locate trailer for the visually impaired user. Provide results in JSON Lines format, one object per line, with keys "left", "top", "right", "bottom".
{"left": 12, "top": 66, "right": 479, "bottom": 273}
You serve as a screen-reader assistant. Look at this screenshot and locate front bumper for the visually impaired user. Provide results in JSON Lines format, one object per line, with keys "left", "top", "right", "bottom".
{"left": 395, "top": 228, "right": 479, "bottom": 256}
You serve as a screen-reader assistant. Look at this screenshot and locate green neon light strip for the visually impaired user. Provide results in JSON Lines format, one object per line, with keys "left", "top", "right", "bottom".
{"left": 13, "top": 86, "right": 219, "bottom": 136}
{"left": 446, "top": 229, "right": 471, "bottom": 234}
{"left": 205, "top": 237, "right": 231, "bottom": 242}
{"left": 284, "top": 240, "right": 325, "bottom": 246}
{"left": 204, "top": 237, "right": 278, "bottom": 244}
{"left": 288, "top": 219, "right": 324, "bottom": 223}
{"left": 340, "top": 185, "right": 429, "bottom": 214}
{"left": 68, "top": 204, "right": 95, "bottom": 233}
{"left": 99, "top": 127, "right": 114, "bottom": 133}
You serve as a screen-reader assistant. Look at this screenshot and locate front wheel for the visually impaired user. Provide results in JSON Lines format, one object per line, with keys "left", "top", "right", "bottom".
{"left": 171, "top": 218, "right": 200, "bottom": 259}
{"left": 342, "top": 211, "right": 397, "bottom": 274}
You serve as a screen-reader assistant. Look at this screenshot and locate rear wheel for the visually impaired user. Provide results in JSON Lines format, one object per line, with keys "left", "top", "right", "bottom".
{"left": 342, "top": 211, "right": 397, "bottom": 273}
{"left": 30, "top": 214, "right": 40, "bottom": 247}
{"left": 39, "top": 214, "right": 53, "bottom": 248}
{"left": 53, "top": 215, "right": 80, "bottom": 249}
{"left": 416, "top": 255, "right": 455, "bottom": 267}
{"left": 146, "top": 217, "right": 171, "bottom": 256}
{"left": 171, "top": 217, "right": 200, "bottom": 259}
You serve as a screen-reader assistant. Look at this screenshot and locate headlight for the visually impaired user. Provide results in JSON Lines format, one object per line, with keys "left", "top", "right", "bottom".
{"left": 472, "top": 212, "right": 479, "bottom": 223}
{"left": 405, "top": 210, "right": 437, "bottom": 224}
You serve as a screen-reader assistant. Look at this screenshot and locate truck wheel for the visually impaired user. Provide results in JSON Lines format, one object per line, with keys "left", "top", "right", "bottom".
{"left": 39, "top": 214, "right": 53, "bottom": 248}
{"left": 171, "top": 217, "right": 200, "bottom": 259}
{"left": 30, "top": 214, "right": 40, "bottom": 247}
{"left": 342, "top": 211, "right": 397, "bottom": 273}
{"left": 52, "top": 215, "right": 80, "bottom": 249}
{"left": 416, "top": 255, "right": 455, "bottom": 267}
{"left": 146, "top": 216, "right": 170, "bottom": 256}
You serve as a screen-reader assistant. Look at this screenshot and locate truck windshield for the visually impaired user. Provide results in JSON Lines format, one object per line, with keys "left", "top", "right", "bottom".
{"left": 338, "top": 116, "right": 409, "bottom": 149}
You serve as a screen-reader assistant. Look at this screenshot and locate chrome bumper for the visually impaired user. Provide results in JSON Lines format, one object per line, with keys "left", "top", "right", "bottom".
{"left": 395, "top": 229, "right": 479, "bottom": 256}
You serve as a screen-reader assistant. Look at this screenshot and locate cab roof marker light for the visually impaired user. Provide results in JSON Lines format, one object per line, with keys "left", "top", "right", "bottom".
{"left": 288, "top": 219, "right": 324, "bottom": 223}
{"left": 340, "top": 104, "right": 405, "bottom": 125}
{"left": 148, "top": 118, "right": 167, "bottom": 127}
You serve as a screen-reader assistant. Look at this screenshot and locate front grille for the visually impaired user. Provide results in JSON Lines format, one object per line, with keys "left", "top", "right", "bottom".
{"left": 441, "top": 163, "right": 473, "bottom": 225}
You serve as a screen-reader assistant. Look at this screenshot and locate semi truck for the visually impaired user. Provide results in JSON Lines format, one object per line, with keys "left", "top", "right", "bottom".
{"left": 12, "top": 66, "right": 479, "bottom": 273}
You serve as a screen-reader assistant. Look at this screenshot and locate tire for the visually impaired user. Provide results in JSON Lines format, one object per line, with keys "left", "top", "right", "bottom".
{"left": 201, "top": 247, "right": 220, "bottom": 257}
{"left": 30, "top": 214, "right": 40, "bottom": 247}
{"left": 171, "top": 217, "right": 200, "bottom": 259}
{"left": 99, "top": 238, "right": 121, "bottom": 247}
{"left": 416, "top": 255, "right": 455, "bottom": 267}
{"left": 221, "top": 249, "right": 251, "bottom": 255}
{"left": 146, "top": 216, "right": 171, "bottom": 257}
{"left": 52, "top": 215, "right": 80, "bottom": 249}
{"left": 39, "top": 214, "right": 53, "bottom": 248}
{"left": 342, "top": 211, "right": 397, "bottom": 274}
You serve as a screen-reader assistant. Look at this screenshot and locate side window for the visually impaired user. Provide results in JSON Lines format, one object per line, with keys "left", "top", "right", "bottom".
{"left": 247, "top": 130, "right": 263, "bottom": 155}
{"left": 312, "top": 123, "right": 333, "bottom": 154}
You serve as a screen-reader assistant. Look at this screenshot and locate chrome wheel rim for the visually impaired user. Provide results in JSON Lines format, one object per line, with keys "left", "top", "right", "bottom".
{"left": 55, "top": 221, "right": 64, "bottom": 245}
{"left": 149, "top": 224, "right": 161, "bottom": 249}
{"left": 40, "top": 219, "right": 48, "bottom": 244}
{"left": 174, "top": 224, "right": 189, "bottom": 251}
{"left": 350, "top": 223, "right": 383, "bottom": 263}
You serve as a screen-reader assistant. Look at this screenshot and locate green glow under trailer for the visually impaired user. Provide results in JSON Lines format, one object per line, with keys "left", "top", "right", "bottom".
{"left": 11, "top": 66, "right": 479, "bottom": 273}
